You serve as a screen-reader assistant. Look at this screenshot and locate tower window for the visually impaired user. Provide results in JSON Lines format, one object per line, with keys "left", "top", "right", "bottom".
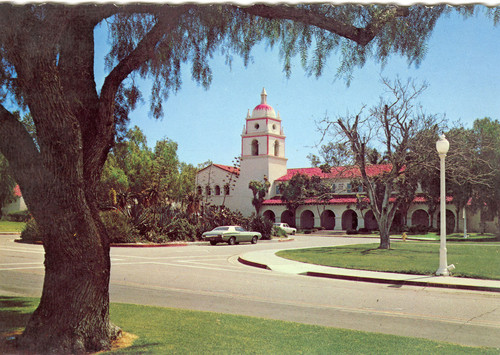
{"left": 274, "top": 141, "right": 280, "bottom": 156}
{"left": 254, "top": 123, "right": 260, "bottom": 130}
{"left": 251, "top": 139, "right": 259, "bottom": 156}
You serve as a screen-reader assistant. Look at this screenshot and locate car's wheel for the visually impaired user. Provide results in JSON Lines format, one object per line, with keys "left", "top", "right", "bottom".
{"left": 228, "top": 237, "right": 236, "bottom": 245}
{"left": 292, "top": 231, "right": 296, "bottom": 235}
{"left": 251, "top": 236, "right": 258, "bottom": 244}
{"left": 210, "top": 241, "right": 217, "bottom": 246}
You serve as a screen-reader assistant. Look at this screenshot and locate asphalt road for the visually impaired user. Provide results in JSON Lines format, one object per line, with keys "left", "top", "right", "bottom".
{"left": 1, "top": 234, "right": 499, "bottom": 349}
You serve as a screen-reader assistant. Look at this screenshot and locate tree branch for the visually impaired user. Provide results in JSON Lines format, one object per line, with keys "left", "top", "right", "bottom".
{"left": 242, "top": 5, "right": 409, "bottom": 46}
{"left": 87, "top": 5, "right": 192, "bottom": 185}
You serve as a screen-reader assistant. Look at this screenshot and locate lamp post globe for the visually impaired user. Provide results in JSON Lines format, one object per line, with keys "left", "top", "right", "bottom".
{"left": 436, "top": 134, "right": 450, "bottom": 155}
{"left": 436, "top": 134, "right": 450, "bottom": 276}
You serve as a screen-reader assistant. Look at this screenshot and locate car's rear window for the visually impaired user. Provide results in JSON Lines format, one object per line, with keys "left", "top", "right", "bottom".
{"left": 213, "top": 227, "right": 229, "bottom": 231}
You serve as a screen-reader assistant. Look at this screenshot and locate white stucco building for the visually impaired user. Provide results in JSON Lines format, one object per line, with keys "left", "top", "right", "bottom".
{"left": 196, "top": 89, "right": 498, "bottom": 233}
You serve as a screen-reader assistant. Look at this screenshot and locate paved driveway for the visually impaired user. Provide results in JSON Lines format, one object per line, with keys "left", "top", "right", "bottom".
{"left": 1, "top": 234, "right": 499, "bottom": 348}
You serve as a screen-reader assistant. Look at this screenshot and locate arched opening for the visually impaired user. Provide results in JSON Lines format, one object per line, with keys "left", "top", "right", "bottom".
{"left": 263, "top": 210, "right": 276, "bottom": 223}
{"left": 281, "top": 210, "right": 295, "bottom": 228}
{"left": 342, "top": 210, "right": 358, "bottom": 230}
{"left": 205, "top": 185, "right": 211, "bottom": 196}
{"left": 224, "top": 184, "right": 230, "bottom": 196}
{"left": 364, "top": 210, "right": 378, "bottom": 231}
{"left": 214, "top": 185, "right": 221, "bottom": 196}
{"left": 391, "top": 211, "right": 403, "bottom": 233}
{"left": 437, "top": 210, "right": 456, "bottom": 234}
{"left": 197, "top": 186, "right": 202, "bottom": 195}
{"left": 320, "top": 210, "right": 336, "bottom": 230}
{"left": 300, "top": 210, "right": 315, "bottom": 229}
{"left": 274, "top": 141, "right": 280, "bottom": 156}
{"left": 412, "top": 209, "right": 429, "bottom": 227}
{"left": 251, "top": 139, "right": 259, "bottom": 156}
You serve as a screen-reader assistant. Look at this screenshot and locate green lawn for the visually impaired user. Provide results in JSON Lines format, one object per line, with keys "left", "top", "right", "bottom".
{"left": 405, "top": 232, "right": 498, "bottom": 241}
{"left": 277, "top": 241, "right": 500, "bottom": 280}
{"left": 1, "top": 296, "right": 497, "bottom": 354}
{"left": 0, "top": 221, "right": 25, "bottom": 233}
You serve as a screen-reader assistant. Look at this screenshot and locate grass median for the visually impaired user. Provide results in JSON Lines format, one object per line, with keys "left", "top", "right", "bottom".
{"left": 1, "top": 296, "right": 497, "bottom": 354}
{"left": 0, "top": 221, "right": 25, "bottom": 233}
{"left": 277, "top": 240, "right": 500, "bottom": 280}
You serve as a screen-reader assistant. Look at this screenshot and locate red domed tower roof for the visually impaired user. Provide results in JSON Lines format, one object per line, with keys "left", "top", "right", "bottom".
{"left": 251, "top": 88, "right": 277, "bottom": 119}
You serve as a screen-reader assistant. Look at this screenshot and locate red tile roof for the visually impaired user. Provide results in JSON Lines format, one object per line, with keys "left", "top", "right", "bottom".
{"left": 13, "top": 185, "right": 22, "bottom": 197}
{"left": 263, "top": 196, "right": 366, "bottom": 206}
{"left": 413, "top": 196, "right": 454, "bottom": 203}
{"left": 276, "top": 164, "right": 393, "bottom": 181}
{"left": 263, "top": 194, "right": 454, "bottom": 206}
{"left": 212, "top": 164, "right": 240, "bottom": 175}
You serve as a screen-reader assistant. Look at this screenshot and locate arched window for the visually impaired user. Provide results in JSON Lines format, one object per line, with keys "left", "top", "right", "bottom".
{"left": 331, "top": 184, "right": 336, "bottom": 193}
{"left": 251, "top": 140, "right": 259, "bottom": 156}
{"left": 197, "top": 186, "right": 202, "bottom": 195}
{"left": 215, "top": 185, "right": 221, "bottom": 196}
{"left": 205, "top": 185, "right": 211, "bottom": 196}
{"left": 274, "top": 141, "right": 280, "bottom": 156}
{"left": 224, "top": 184, "right": 230, "bottom": 195}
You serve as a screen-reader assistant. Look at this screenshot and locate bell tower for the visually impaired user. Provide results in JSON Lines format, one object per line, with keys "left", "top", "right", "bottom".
{"left": 241, "top": 88, "right": 286, "bottom": 160}
{"left": 232, "top": 88, "right": 287, "bottom": 215}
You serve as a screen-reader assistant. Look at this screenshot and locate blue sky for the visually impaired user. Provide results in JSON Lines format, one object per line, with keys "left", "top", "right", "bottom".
{"left": 94, "top": 8, "right": 500, "bottom": 169}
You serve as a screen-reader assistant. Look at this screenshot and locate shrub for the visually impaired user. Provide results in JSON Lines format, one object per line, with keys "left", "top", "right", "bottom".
{"left": 408, "top": 224, "right": 430, "bottom": 235}
{"left": 20, "top": 218, "right": 43, "bottom": 243}
{"left": 272, "top": 225, "right": 288, "bottom": 238}
{"left": 165, "top": 218, "right": 197, "bottom": 241}
{"left": 100, "top": 210, "right": 138, "bottom": 243}
{"left": 245, "top": 214, "right": 273, "bottom": 240}
{"left": 6, "top": 210, "right": 30, "bottom": 222}
{"left": 346, "top": 228, "right": 358, "bottom": 235}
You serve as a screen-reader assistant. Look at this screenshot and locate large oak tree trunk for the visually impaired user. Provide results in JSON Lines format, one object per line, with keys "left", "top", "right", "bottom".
{"left": 0, "top": 5, "right": 193, "bottom": 354}
{"left": 7, "top": 45, "right": 121, "bottom": 352}
{"left": 17, "top": 181, "right": 120, "bottom": 353}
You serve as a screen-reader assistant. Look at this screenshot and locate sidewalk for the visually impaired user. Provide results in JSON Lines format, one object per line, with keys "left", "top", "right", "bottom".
{"left": 238, "top": 249, "right": 500, "bottom": 293}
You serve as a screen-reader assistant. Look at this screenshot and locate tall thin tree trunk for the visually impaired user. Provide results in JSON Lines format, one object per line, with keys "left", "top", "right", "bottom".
{"left": 378, "top": 215, "right": 391, "bottom": 249}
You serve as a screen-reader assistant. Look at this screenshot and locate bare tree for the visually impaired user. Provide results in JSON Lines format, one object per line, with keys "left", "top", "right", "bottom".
{"left": 319, "top": 77, "right": 443, "bottom": 249}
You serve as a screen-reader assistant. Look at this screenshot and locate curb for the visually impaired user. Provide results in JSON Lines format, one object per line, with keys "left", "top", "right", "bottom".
{"left": 237, "top": 254, "right": 500, "bottom": 293}
{"left": 238, "top": 256, "right": 269, "bottom": 270}
{"left": 110, "top": 243, "right": 188, "bottom": 248}
{"left": 13, "top": 239, "right": 189, "bottom": 247}
{"left": 304, "top": 271, "right": 500, "bottom": 293}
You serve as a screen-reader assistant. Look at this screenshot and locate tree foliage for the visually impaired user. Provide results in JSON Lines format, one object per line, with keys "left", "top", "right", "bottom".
{"left": 99, "top": 126, "right": 197, "bottom": 208}
{"left": 248, "top": 176, "right": 270, "bottom": 215}
{"left": 280, "top": 173, "right": 333, "bottom": 221}
{"left": 0, "top": 154, "right": 15, "bottom": 214}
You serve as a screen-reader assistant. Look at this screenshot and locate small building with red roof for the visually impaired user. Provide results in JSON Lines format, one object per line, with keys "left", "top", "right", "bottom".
{"left": 1, "top": 184, "right": 27, "bottom": 216}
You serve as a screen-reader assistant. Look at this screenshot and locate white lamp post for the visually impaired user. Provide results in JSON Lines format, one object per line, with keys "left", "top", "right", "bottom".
{"left": 436, "top": 134, "right": 450, "bottom": 276}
